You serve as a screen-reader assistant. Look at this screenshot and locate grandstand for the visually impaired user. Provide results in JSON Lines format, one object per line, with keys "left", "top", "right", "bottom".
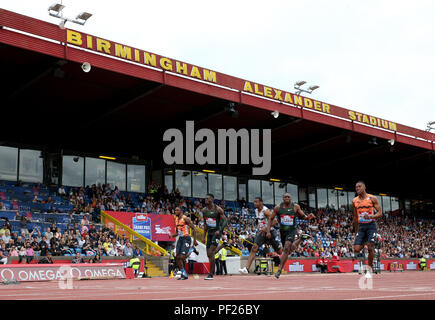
{"left": 0, "top": 9, "right": 434, "bottom": 300}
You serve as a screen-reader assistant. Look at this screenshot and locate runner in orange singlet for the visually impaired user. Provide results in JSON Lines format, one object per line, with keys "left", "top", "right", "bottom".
{"left": 170, "top": 207, "right": 197, "bottom": 280}
{"left": 353, "top": 181, "right": 382, "bottom": 278}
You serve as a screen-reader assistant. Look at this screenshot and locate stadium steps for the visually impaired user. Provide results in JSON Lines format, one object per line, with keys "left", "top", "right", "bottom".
{"left": 131, "top": 240, "right": 167, "bottom": 277}
{"left": 143, "top": 260, "right": 167, "bottom": 277}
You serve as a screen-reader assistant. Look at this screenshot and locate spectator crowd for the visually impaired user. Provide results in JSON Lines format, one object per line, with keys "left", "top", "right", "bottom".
{"left": 0, "top": 180, "right": 434, "bottom": 263}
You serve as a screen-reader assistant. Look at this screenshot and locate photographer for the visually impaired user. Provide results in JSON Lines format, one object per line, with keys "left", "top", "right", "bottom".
{"left": 39, "top": 252, "right": 54, "bottom": 264}
{"left": 315, "top": 255, "right": 329, "bottom": 273}
{"left": 71, "top": 252, "right": 84, "bottom": 264}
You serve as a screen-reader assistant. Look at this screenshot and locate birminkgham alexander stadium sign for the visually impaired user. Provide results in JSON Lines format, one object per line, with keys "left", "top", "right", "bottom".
{"left": 67, "top": 29, "right": 398, "bottom": 132}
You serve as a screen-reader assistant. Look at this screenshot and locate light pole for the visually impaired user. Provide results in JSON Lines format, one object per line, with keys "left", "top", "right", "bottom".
{"left": 48, "top": 3, "right": 93, "bottom": 29}
{"left": 426, "top": 121, "right": 435, "bottom": 132}
{"left": 294, "top": 81, "right": 320, "bottom": 95}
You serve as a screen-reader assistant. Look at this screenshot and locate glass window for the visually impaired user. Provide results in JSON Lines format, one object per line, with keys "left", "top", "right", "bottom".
{"left": 328, "top": 189, "right": 338, "bottom": 209}
{"left": 261, "top": 180, "right": 274, "bottom": 205}
{"left": 274, "top": 182, "right": 286, "bottom": 205}
{"left": 0, "top": 146, "right": 18, "bottom": 181}
{"left": 127, "top": 164, "right": 145, "bottom": 193}
{"left": 175, "top": 170, "right": 191, "bottom": 197}
{"left": 287, "top": 183, "right": 298, "bottom": 203}
{"left": 298, "top": 187, "right": 307, "bottom": 206}
{"left": 317, "top": 188, "right": 328, "bottom": 209}
{"left": 62, "top": 156, "right": 84, "bottom": 187}
{"left": 192, "top": 171, "right": 207, "bottom": 198}
{"left": 208, "top": 173, "right": 222, "bottom": 200}
{"left": 405, "top": 200, "right": 411, "bottom": 214}
{"left": 347, "top": 191, "right": 355, "bottom": 210}
{"left": 338, "top": 190, "right": 347, "bottom": 210}
{"left": 85, "top": 157, "right": 105, "bottom": 187}
{"left": 164, "top": 169, "right": 174, "bottom": 192}
{"left": 382, "top": 196, "right": 391, "bottom": 213}
{"left": 107, "top": 161, "right": 126, "bottom": 191}
{"left": 308, "top": 187, "right": 316, "bottom": 208}
{"left": 19, "top": 149, "right": 43, "bottom": 183}
{"left": 248, "top": 179, "right": 260, "bottom": 203}
{"left": 391, "top": 197, "right": 399, "bottom": 212}
{"left": 238, "top": 183, "right": 246, "bottom": 201}
{"left": 223, "top": 175, "right": 237, "bottom": 201}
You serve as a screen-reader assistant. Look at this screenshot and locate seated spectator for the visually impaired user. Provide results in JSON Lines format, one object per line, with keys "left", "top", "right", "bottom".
{"left": 71, "top": 252, "right": 84, "bottom": 264}
{"left": 133, "top": 245, "right": 143, "bottom": 257}
{"left": 9, "top": 245, "right": 18, "bottom": 257}
{"left": 89, "top": 254, "right": 101, "bottom": 263}
{"left": 39, "top": 252, "right": 54, "bottom": 264}
{"left": 25, "top": 243, "right": 34, "bottom": 264}
{"left": 123, "top": 242, "right": 134, "bottom": 257}
{"left": 44, "top": 227, "right": 53, "bottom": 241}
{"left": 0, "top": 202, "right": 5, "bottom": 211}
{"left": 2, "top": 229, "right": 11, "bottom": 243}
{"left": 315, "top": 256, "right": 329, "bottom": 273}
{"left": 0, "top": 225, "right": 7, "bottom": 238}
{"left": 0, "top": 247, "right": 8, "bottom": 264}
{"left": 18, "top": 246, "right": 26, "bottom": 263}
{"left": 58, "top": 185, "right": 67, "bottom": 197}
{"left": 19, "top": 214, "right": 29, "bottom": 235}
{"left": 39, "top": 237, "right": 49, "bottom": 256}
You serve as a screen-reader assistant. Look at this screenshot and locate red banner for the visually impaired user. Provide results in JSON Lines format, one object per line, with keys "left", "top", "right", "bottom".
{"left": 284, "top": 259, "right": 434, "bottom": 273}
{"left": 0, "top": 263, "right": 126, "bottom": 282}
{"left": 105, "top": 211, "right": 175, "bottom": 241}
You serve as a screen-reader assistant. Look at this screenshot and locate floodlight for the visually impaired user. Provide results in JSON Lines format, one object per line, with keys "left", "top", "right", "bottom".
{"left": 308, "top": 85, "right": 320, "bottom": 91}
{"left": 74, "top": 12, "right": 93, "bottom": 25}
{"left": 295, "top": 81, "right": 306, "bottom": 86}
{"left": 48, "top": 3, "right": 65, "bottom": 13}
{"left": 76, "top": 12, "right": 93, "bottom": 21}
{"left": 271, "top": 110, "right": 279, "bottom": 118}
{"left": 388, "top": 139, "right": 395, "bottom": 146}
{"left": 81, "top": 62, "right": 91, "bottom": 73}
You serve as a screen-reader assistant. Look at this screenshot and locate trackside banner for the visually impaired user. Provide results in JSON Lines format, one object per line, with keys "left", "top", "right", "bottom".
{"left": 284, "top": 259, "right": 434, "bottom": 272}
{"left": 105, "top": 211, "right": 175, "bottom": 241}
{"left": 0, "top": 263, "right": 126, "bottom": 282}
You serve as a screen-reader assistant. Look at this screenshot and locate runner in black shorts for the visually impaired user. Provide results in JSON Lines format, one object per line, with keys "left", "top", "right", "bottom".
{"left": 239, "top": 197, "right": 281, "bottom": 274}
{"left": 201, "top": 194, "right": 227, "bottom": 280}
{"left": 267, "top": 193, "right": 316, "bottom": 279}
{"left": 169, "top": 207, "right": 197, "bottom": 280}
{"left": 352, "top": 181, "right": 382, "bottom": 278}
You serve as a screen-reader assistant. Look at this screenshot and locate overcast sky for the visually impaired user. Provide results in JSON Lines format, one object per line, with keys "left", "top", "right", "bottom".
{"left": 3, "top": 0, "right": 435, "bottom": 130}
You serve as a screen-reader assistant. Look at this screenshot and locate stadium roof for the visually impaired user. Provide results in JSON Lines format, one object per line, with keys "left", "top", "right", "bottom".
{"left": 1, "top": 9, "right": 434, "bottom": 199}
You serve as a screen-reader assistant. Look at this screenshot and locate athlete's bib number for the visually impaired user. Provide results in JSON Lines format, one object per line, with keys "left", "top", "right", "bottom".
{"left": 258, "top": 219, "right": 267, "bottom": 228}
{"left": 359, "top": 212, "right": 373, "bottom": 223}
{"left": 280, "top": 215, "right": 294, "bottom": 226}
{"left": 206, "top": 217, "right": 217, "bottom": 228}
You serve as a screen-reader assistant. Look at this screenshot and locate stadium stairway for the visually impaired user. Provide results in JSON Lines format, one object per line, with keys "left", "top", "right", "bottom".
{"left": 131, "top": 240, "right": 167, "bottom": 277}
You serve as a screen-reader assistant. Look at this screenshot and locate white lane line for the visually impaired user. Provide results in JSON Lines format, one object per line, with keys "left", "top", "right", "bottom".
{"left": 348, "top": 292, "right": 435, "bottom": 300}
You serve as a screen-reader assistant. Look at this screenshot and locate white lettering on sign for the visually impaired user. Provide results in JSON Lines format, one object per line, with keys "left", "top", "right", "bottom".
{"left": 406, "top": 262, "right": 417, "bottom": 270}
{"left": 0, "top": 265, "right": 126, "bottom": 282}
{"left": 288, "top": 262, "right": 304, "bottom": 272}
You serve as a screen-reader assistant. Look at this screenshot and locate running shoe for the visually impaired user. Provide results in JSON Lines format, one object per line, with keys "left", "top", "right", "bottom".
{"left": 204, "top": 274, "right": 214, "bottom": 280}
{"left": 178, "top": 274, "right": 188, "bottom": 280}
{"left": 239, "top": 267, "right": 249, "bottom": 274}
{"left": 175, "top": 271, "right": 182, "bottom": 279}
{"left": 275, "top": 270, "right": 281, "bottom": 279}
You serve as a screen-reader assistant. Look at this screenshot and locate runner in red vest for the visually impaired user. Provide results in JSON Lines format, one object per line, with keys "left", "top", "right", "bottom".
{"left": 352, "top": 181, "right": 382, "bottom": 278}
